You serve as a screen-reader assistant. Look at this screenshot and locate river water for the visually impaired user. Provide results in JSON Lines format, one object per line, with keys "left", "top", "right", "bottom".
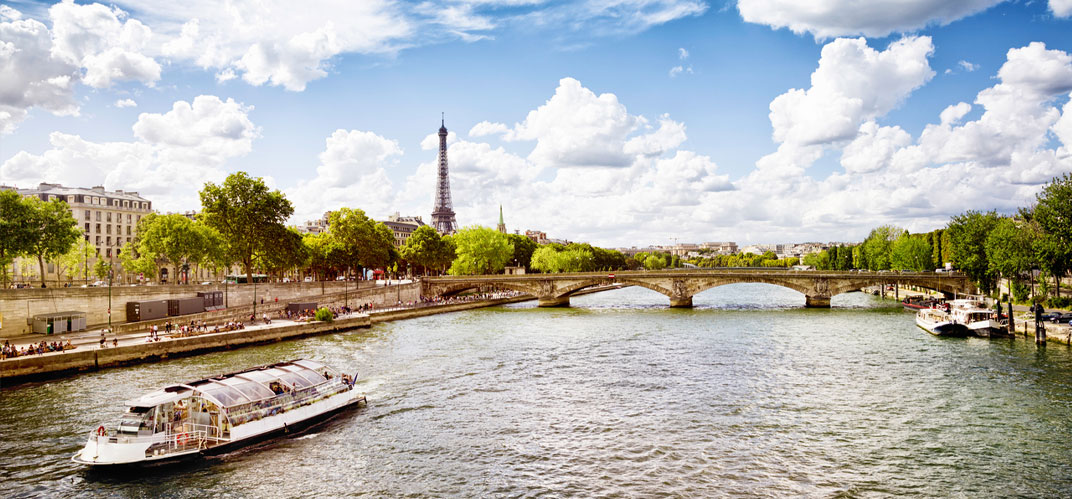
{"left": 2, "top": 284, "right": 1071, "bottom": 497}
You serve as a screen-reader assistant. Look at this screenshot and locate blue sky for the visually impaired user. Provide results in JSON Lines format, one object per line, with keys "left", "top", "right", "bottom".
{"left": 1, "top": 0, "right": 1070, "bottom": 247}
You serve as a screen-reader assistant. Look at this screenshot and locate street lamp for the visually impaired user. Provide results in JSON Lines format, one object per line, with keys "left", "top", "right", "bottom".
{"left": 107, "top": 259, "right": 113, "bottom": 334}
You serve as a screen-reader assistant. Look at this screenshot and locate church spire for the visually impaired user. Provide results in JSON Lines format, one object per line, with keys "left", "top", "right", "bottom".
{"left": 497, "top": 204, "right": 506, "bottom": 234}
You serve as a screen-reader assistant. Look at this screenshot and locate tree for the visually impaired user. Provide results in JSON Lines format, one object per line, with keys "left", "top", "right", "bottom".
{"left": 401, "top": 226, "right": 455, "bottom": 275}
{"left": 199, "top": 172, "right": 294, "bottom": 285}
{"left": 328, "top": 208, "right": 396, "bottom": 275}
{"left": 860, "top": 225, "right": 901, "bottom": 270}
{"left": 530, "top": 246, "right": 594, "bottom": 273}
{"left": 26, "top": 197, "right": 81, "bottom": 287}
{"left": 138, "top": 213, "right": 204, "bottom": 283}
{"left": 93, "top": 259, "right": 111, "bottom": 280}
{"left": 985, "top": 218, "right": 1035, "bottom": 297}
{"left": 260, "top": 226, "right": 307, "bottom": 279}
{"left": 54, "top": 233, "right": 93, "bottom": 284}
{"left": 1028, "top": 173, "right": 1072, "bottom": 297}
{"left": 0, "top": 190, "right": 36, "bottom": 286}
{"left": 118, "top": 240, "right": 157, "bottom": 281}
{"left": 507, "top": 233, "right": 538, "bottom": 270}
{"left": 946, "top": 210, "right": 1001, "bottom": 293}
{"left": 448, "top": 226, "right": 514, "bottom": 275}
{"left": 890, "top": 233, "right": 933, "bottom": 271}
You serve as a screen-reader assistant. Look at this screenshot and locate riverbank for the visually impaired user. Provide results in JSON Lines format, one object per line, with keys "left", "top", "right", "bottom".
{"left": 0, "top": 293, "right": 538, "bottom": 386}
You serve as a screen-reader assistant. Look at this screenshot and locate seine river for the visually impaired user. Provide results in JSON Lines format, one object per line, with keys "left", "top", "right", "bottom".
{"left": 2, "top": 285, "right": 1071, "bottom": 497}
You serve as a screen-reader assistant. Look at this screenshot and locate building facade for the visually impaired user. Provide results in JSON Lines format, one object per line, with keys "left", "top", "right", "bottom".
{"left": 3, "top": 183, "right": 152, "bottom": 283}
{"left": 382, "top": 213, "right": 426, "bottom": 247}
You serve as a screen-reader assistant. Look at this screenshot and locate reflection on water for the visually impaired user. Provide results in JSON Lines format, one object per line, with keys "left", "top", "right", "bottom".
{"left": 1, "top": 284, "right": 1070, "bottom": 497}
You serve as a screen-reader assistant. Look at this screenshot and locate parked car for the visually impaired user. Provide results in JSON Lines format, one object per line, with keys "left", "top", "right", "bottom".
{"left": 1049, "top": 312, "right": 1072, "bottom": 323}
{"left": 303, "top": 276, "right": 313, "bottom": 282}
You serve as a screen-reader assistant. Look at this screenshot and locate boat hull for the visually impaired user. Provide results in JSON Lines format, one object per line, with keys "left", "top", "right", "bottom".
{"left": 917, "top": 322, "right": 969, "bottom": 337}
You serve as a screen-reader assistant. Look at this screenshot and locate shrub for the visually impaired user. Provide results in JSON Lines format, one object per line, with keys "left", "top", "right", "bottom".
{"left": 314, "top": 307, "right": 333, "bottom": 322}
{"left": 1048, "top": 296, "right": 1072, "bottom": 310}
{"left": 1011, "top": 281, "right": 1030, "bottom": 303}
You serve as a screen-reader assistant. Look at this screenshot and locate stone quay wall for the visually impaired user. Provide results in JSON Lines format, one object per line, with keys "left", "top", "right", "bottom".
{"left": 0, "top": 315, "right": 373, "bottom": 383}
{"left": 0, "top": 281, "right": 415, "bottom": 338}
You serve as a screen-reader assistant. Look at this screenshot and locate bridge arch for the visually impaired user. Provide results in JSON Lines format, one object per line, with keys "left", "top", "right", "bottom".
{"left": 552, "top": 278, "right": 615, "bottom": 299}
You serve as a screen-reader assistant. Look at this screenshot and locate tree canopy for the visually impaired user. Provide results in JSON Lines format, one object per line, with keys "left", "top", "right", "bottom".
{"left": 448, "top": 226, "right": 513, "bottom": 275}
{"left": 199, "top": 172, "right": 294, "bottom": 284}
{"left": 26, "top": 197, "right": 81, "bottom": 287}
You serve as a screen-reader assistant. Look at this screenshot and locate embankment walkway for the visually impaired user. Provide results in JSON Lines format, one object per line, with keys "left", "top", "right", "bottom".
{"left": 0, "top": 293, "right": 536, "bottom": 386}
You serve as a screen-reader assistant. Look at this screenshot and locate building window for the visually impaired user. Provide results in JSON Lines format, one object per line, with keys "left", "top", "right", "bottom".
{"left": 126, "top": 237, "right": 131, "bottom": 244}
{"left": 126, "top": 226, "right": 131, "bottom": 235}
{"left": 136, "top": 215, "right": 141, "bottom": 223}
{"left": 123, "top": 200, "right": 129, "bottom": 208}
{"left": 106, "top": 212, "right": 111, "bottom": 222}
{"left": 47, "top": 263, "right": 54, "bottom": 273}
{"left": 106, "top": 248, "right": 112, "bottom": 258}
{"left": 96, "top": 211, "right": 101, "bottom": 221}
{"left": 95, "top": 236, "right": 101, "bottom": 245}
{"left": 84, "top": 210, "right": 90, "bottom": 220}
{"left": 95, "top": 223, "right": 100, "bottom": 233}
{"left": 127, "top": 214, "right": 131, "bottom": 223}
{"left": 106, "top": 225, "right": 111, "bottom": 235}
{"left": 85, "top": 223, "right": 90, "bottom": 232}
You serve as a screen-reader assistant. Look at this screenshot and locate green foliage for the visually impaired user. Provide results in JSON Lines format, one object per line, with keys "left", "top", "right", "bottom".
{"left": 329, "top": 208, "right": 397, "bottom": 272}
{"left": 530, "top": 246, "right": 594, "bottom": 273}
{"left": 54, "top": 234, "right": 93, "bottom": 283}
{"left": 448, "top": 226, "right": 514, "bottom": 275}
{"left": 302, "top": 232, "right": 341, "bottom": 280}
{"left": 260, "top": 226, "right": 307, "bottom": 277}
{"left": 984, "top": 217, "right": 1035, "bottom": 286}
{"left": 93, "top": 259, "right": 111, "bottom": 280}
{"left": 890, "top": 233, "right": 933, "bottom": 271}
{"left": 946, "top": 210, "right": 1001, "bottom": 293}
{"left": 0, "top": 190, "right": 36, "bottom": 285}
{"left": 401, "top": 225, "right": 454, "bottom": 275}
{"left": 1047, "top": 296, "right": 1071, "bottom": 309}
{"left": 506, "top": 233, "right": 538, "bottom": 270}
{"left": 314, "top": 307, "right": 333, "bottom": 322}
{"left": 199, "top": 172, "right": 294, "bottom": 284}
{"left": 25, "top": 197, "right": 81, "bottom": 286}
{"left": 859, "top": 225, "right": 902, "bottom": 270}
{"left": 117, "top": 241, "right": 157, "bottom": 280}
{"left": 1011, "top": 280, "right": 1030, "bottom": 303}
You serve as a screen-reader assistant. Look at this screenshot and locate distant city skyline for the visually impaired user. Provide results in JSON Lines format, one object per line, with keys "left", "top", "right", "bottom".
{"left": 1, "top": 0, "right": 1070, "bottom": 247}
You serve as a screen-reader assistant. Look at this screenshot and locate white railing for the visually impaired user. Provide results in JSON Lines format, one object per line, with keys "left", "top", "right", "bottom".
{"left": 91, "top": 422, "right": 228, "bottom": 454}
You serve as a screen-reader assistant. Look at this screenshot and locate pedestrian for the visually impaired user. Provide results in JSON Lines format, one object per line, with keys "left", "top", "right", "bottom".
{"left": 113, "top": 338, "right": 118, "bottom": 348}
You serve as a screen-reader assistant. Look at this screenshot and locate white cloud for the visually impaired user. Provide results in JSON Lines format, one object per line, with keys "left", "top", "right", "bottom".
{"left": 0, "top": 2, "right": 165, "bottom": 134}
{"left": 508, "top": 77, "right": 639, "bottom": 168}
{"left": 0, "top": 9, "right": 80, "bottom": 134}
{"left": 468, "top": 121, "right": 510, "bottom": 137}
{"left": 768, "top": 36, "right": 935, "bottom": 147}
{"left": 0, "top": 95, "right": 257, "bottom": 211}
{"left": 287, "top": 129, "right": 403, "bottom": 221}
{"left": 678, "top": 47, "right": 689, "bottom": 59}
{"left": 115, "top": 98, "right": 137, "bottom": 108}
{"left": 48, "top": 0, "right": 161, "bottom": 88}
{"left": 154, "top": 1, "right": 413, "bottom": 91}
{"left": 669, "top": 65, "right": 693, "bottom": 77}
{"left": 958, "top": 60, "right": 979, "bottom": 72}
{"left": 1051, "top": 0, "right": 1072, "bottom": 17}
{"left": 737, "top": 0, "right": 1004, "bottom": 38}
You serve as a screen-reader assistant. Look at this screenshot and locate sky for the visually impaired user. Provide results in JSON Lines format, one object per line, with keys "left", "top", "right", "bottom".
{"left": 1, "top": 0, "right": 1070, "bottom": 248}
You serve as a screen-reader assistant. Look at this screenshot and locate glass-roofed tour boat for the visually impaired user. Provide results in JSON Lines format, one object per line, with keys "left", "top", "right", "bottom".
{"left": 72, "top": 359, "right": 366, "bottom": 466}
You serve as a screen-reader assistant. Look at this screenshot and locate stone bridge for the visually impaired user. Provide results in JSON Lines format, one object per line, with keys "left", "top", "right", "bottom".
{"left": 421, "top": 270, "right": 976, "bottom": 308}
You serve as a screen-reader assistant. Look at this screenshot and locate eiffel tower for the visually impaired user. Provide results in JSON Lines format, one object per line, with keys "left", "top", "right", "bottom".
{"left": 431, "top": 114, "right": 458, "bottom": 234}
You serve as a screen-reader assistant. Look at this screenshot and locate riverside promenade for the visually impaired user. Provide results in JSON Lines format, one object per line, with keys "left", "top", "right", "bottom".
{"left": 0, "top": 292, "right": 537, "bottom": 386}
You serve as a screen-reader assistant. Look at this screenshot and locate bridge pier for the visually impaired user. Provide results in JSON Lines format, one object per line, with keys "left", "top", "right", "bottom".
{"left": 805, "top": 295, "right": 831, "bottom": 308}
{"left": 669, "top": 296, "right": 693, "bottom": 308}
{"left": 538, "top": 296, "right": 570, "bottom": 307}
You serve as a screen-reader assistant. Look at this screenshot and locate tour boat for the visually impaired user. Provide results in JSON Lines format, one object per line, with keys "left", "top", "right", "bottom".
{"left": 72, "top": 359, "right": 365, "bottom": 467}
{"left": 916, "top": 307, "right": 968, "bottom": 337}
{"left": 947, "top": 299, "right": 1008, "bottom": 338}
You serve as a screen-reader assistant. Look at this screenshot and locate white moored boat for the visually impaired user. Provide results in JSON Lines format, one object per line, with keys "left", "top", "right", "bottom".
{"left": 947, "top": 298, "right": 1008, "bottom": 338}
{"left": 916, "top": 307, "right": 968, "bottom": 337}
{"left": 72, "top": 359, "right": 365, "bottom": 467}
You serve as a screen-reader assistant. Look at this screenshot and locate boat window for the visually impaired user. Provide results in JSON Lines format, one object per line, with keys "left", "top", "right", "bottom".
{"left": 238, "top": 371, "right": 276, "bottom": 384}
{"left": 294, "top": 369, "right": 327, "bottom": 385}
{"left": 226, "top": 379, "right": 275, "bottom": 401}
{"left": 277, "top": 372, "right": 313, "bottom": 389}
{"left": 119, "top": 406, "right": 155, "bottom": 433}
{"left": 199, "top": 384, "right": 251, "bottom": 407}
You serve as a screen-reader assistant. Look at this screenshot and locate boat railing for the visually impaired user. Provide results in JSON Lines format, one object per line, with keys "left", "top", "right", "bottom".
{"left": 90, "top": 422, "right": 227, "bottom": 452}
